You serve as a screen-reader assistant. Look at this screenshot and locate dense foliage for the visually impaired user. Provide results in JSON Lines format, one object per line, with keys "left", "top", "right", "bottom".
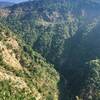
{"left": 0, "top": 0, "right": 100, "bottom": 99}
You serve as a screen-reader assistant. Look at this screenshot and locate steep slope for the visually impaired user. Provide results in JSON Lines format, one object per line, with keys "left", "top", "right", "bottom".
{"left": 0, "top": 24, "right": 60, "bottom": 100}
{"left": 0, "top": 0, "right": 100, "bottom": 67}
{"left": 0, "top": 0, "right": 100, "bottom": 99}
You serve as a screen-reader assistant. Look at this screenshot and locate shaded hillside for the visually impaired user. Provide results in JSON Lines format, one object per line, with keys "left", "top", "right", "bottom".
{"left": 61, "top": 20, "right": 100, "bottom": 99}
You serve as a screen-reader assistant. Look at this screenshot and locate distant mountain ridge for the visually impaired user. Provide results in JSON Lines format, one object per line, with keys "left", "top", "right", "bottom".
{"left": 90, "top": 0, "right": 100, "bottom": 3}
{"left": 0, "top": 1, "right": 14, "bottom": 8}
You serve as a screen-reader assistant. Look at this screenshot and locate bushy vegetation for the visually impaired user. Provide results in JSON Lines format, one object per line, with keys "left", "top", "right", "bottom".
{"left": 0, "top": 26, "right": 60, "bottom": 100}
{"left": 0, "top": 80, "right": 36, "bottom": 100}
{"left": 0, "top": 0, "right": 100, "bottom": 99}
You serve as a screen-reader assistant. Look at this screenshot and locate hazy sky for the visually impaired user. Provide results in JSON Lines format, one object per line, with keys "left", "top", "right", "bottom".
{"left": 1, "top": 0, "right": 100, "bottom": 3}
{"left": 0, "top": 0, "right": 28, "bottom": 3}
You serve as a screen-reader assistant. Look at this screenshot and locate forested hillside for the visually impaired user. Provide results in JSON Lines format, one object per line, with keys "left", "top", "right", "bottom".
{"left": 0, "top": 0, "right": 100, "bottom": 100}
